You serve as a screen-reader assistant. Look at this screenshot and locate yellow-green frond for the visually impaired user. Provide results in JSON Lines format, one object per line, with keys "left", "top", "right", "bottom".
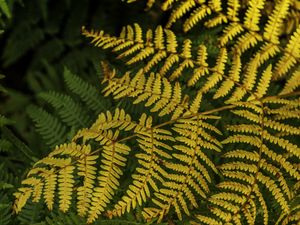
{"left": 263, "top": 0, "right": 292, "bottom": 44}
{"left": 274, "top": 25, "right": 300, "bottom": 79}
{"left": 280, "top": 69, "right": 300, "bottom": 94}
{"left": 243, "top": 0, "right": 266, "bottom": 31}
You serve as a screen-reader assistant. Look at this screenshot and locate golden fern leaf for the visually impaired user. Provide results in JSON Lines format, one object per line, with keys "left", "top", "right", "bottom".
{"left": 243, "top": 0, "right": 266, "bottom": 31}
{"left": 263, "top": 0, "right": 292, "bottom": 44}
{"left": 13, "top": 3, "right": 300, "bottom": 223}
{"left": 167, "top": 0, "right": 226, "bottom": 31}
{"left": 87, "top": 140, "right": 131, "bottom": 223}
{"left": 161, "top": 0, "right": 178, "bottom": 11}
{"left": 193, "top": 97, "right": 299, "bottom": 224}
{"left": 227, "top": 54, "right": 261, "bottom": 103}
{"left": 201, "top": 48, "right": 227, "bottom": 93}
{"left": 14, "top": 109, "right": 157, "bottom": 223}
{"left": 183, "top": 5, "right": 212, "bottom": 32}
{"left": 13, "top": 143, "right": 85, "bottom": 212}
{"left": 256, "top": 171, "right": 289, "bottom": 213}
{"left": 169, "top": 39, "right": 194, "bottom": 81}
{"left": 101, "top": 70, "right": 207, "bottom": 119}
{"left": 253, "top": 184, "right": 268, "bottom": 225}
{"left": 84, "top": 25, "right": 198, "bottom": 81}
{"left": 107, "top": 115, "right": 174, "bottom": 218}
{"left": 275, "top": 180, "right": 300, "bottom": 225}
{"left": 43, "top": 172, "right": 57, "bottom": 210}
{"left": 213, "top": 54, "right": 241, "bottom": 99}
{"left": 142, "top": 115, "right": 221, "bottom": 222}
{"left": 192, "top": 215, "right": 222, "bottom": 225}
{"left": 77, "top": 146, "right": 98, "bottom": 217}
{"left": 58, "top": 165, "right": 75, "bottom": 212}
{"left": 233, "top": 31, "right": 263, "bottom": 56}
{"left": 187, "top": 44, "right": 209, "bottom": 86}
{"left": 280, "top": 69, "right": 300, "bottom": 94}
{"left": 204, "top": 13, "right": 228, "bottom": 28}
{"left": 219, "top": 22, "right": 244, "bottom": 46}
{"left": 127, "top": 0, "right": 228, "bottom": 32}
{"left": 166, "top": 0, "right": 197, "bottom": 28}
{"left": 84, "top": 23, "right": 298, "bottom": 100}
{"left": 274, "top": 25, "right": 300, "bottom": 79}
{"left": 13, "top": 187, "right": 33, "bottom": 213}
{"left": 255, "top": 42, "right": 280, "bottom": 66}
{"left": 227, "top": 0, "right": 241, "bottom": 22}
{"left": 248, "top": 64, "right": 272, "bottom": 100}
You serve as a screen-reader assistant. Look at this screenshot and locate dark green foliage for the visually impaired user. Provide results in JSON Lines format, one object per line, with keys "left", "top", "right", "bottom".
{"left": 63, "top": 68, "right": 108, "bottom": 114}
{"left": 27, "top": 105, "right": 68, "bottom": 148}
{"left": 26, "top": 68, "right": 111, "bottom": 150}
{"left": 0, "top": 194, "right": 11, "bottom": 225}
{"left": 38, "top": 91, "right": 91, "bottom": 128}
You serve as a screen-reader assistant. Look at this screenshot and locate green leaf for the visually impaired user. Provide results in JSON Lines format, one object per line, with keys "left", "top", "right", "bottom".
{"left": 0, "top": 0, "right": 11, "bottom": 18}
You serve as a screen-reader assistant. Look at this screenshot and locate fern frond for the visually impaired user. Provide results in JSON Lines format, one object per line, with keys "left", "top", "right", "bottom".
{"left": 11, "top": 2, "right": 300, "bottom": 224}
{"left": 194, "top": 97, "right": 299, "bottom": 224}
{"left": 227, "top": 54, "right": 261, "bottom": 103}
{"left": 200, "top": 48, "right": 227, "bottom": 93}
{"left": 256, "top": 171, "right": 289, "bottom": 213}
{"left": 63, "top": 68, "right": 107, "bottom": 113}
{"left": 227, "top": 0, "right": 241, "bottom": 22}
{"left": 263, "top": 0, "right": 292, "bottom": 44}
{"left": 280, "top": 69, "right": 300, "bottom": 94}
{"left": 166, "top": 0, "right": 197, "bottom": 29}
{"left": 213, "top": 54, "right": 241, "bottom": 99}
{"left": 275, "top": 190, "right": 300, "bottom": 225}
{"left": 87, "top": 140, "right": 131, "bottom": 223}
{"left": 253, "top": 184, "right": 268, "bottom": 225}
{"left": 38, "top": 91, "right": 90, "bottom": 128}
{"left": 14, "top": 107, "right": 178, "bottom": 223}
{"left": 58, "top": 165, "right": 75, "bottom": 212}
{"left": 219, "top": 22, "right": 244, "bottom": 46}
{"left": 142, "top": 115, "right": 221, "bottom": 221}
{"left": 233, "top": 31, "right": 263, "bottom": 55}
{"left": 187, "top": 44, "right": 209, "bottom": 86}
{"left": 243, "top": 0, "right": 266, "bottom": 31}
{"left": 76, "top": 147, "right": 97, "bottom": 217}
{"left": 27, "top": 105, "right": 67, "bottom": 148}
{"left": 102, "top": 71, "right": 193, "bottom": 119}
{"left": 108, "top": 115, "right": 174, "bottom": 218}
{"left": 84, "top": 25, "right": 212, "bottom": 86}
{"left": 248, "top": 64, "right": 272, "bottom": 100}
{"left": 274, "top": 25, "right": 300, "bottom": 79}
{"left": 183, "top": 5, "right": 212, "bottom": 32}
{"left": 13, "top": 187, "right": 33, "bottom": 213}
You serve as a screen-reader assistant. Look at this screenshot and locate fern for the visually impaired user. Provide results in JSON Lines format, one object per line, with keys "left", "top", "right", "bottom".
{"left": 27, "top": 105, "right": 68, "bottom": 148}
{"left": 0, "top": 0, "right": 13, "bottom": 33}
{"left": 82, "top": 23, "right": 297, "bottom": 106}
{"left": 0, "top": 0, "right": 11, "bottom": 18}
{"left": 63, "top": 68, "right": 108, "bottom": 114}
{"left": 0, "top": 193, "right": 11, "bottom": 225}
{"left": 194, "top": 98, "right": 300, "bottom": 224}
{"left": 11, "top": 1, "right": 300, "bottom": 225}
{"left": 27, "top": 68, "right": 111, "bottom": 150}
{"left": 89, "top": 0, "right": 299, "bottom": 87}
{"left": 38, "top": 91, "right": 91, "bottom": 129}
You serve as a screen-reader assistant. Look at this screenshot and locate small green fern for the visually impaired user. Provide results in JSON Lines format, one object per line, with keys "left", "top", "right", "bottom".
{"left": 27, "top": 105, "right": 68, "bottom": 148}
{"left": 27, "top": 68, "right": 111, "bottom": 149}
{"left": 63, "top": 68, "right": 108, "bottom": 114}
